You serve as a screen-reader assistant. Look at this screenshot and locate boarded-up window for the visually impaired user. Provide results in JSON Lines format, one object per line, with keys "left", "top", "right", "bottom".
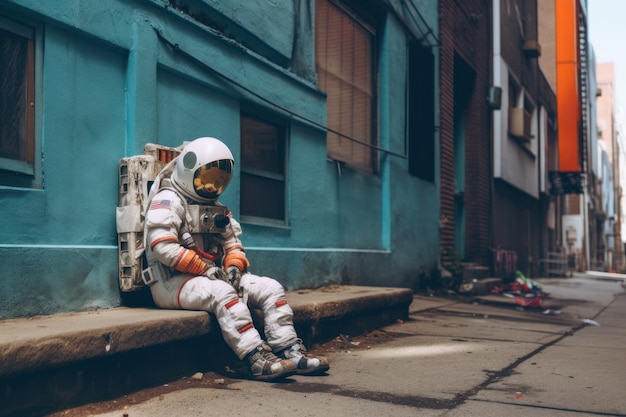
{"left": 315, "top": 0, "right": 377, "bottom": 173}
{"left": 240, "top": 114, "right": 286, "bottom": 223}
{"left": 0, "top": 18, "right": 35, "bottom": 177}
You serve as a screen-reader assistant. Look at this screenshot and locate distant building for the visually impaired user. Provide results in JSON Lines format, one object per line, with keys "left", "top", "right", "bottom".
{"left": 596, "top": 62, "right": 624, "bottom": 271}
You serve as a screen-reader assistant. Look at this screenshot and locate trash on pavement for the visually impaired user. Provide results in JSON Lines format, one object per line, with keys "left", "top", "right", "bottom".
{"left": 491, "top": 270, "right": 546, "bottom": 308}
{"left": 514, "top": 294, "right": 543, "bottom": 307}
{"left": 542, "top": 309, "right": 562, "bottom": 315}
{"left": 512, "top": 270, "right": 542, "bottom": 292}
{"left": 339, "top": 334, "right": 361, "bottom": 345}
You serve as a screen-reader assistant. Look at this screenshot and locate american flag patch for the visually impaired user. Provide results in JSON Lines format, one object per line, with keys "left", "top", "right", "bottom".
{"left": 150, "top": 199, "right": 171, "bottom": 210}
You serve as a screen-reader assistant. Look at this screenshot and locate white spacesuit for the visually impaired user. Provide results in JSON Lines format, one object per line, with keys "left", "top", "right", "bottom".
{"left": 142, "top": 137, "right": 329, "bottom": 381}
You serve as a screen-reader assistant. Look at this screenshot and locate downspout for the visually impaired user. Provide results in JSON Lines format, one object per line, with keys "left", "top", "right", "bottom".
{"left": 583, "top": 169, "right": 591, "bottom": 270}
{"left": 489, "top": 0, "right": 501, "bottom": 272}
{"left": 492, "top": 0, "right": 502, "bottom": 179}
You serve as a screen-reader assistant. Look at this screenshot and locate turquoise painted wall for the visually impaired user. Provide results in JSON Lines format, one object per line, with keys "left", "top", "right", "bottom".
{"left": 0, "top": 0, "right": 440, "bottom": 319}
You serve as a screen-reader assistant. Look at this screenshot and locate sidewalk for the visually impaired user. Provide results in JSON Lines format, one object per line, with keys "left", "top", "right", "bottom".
{"left": 0, "top": 285, "right": 413, "bottom": 417}
{"left": 4, "top": 274, "right": 625, "bottom": 417}
{"left": 40, "top": 273, "right": 626, "bottom": 417}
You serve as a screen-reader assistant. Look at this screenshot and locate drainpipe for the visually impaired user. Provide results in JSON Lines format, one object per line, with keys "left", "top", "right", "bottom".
{"left": 488, "top": 0, "right": 501, "bottom": 274}
{"left": 491, "top": 0, "right": 502, "bottom": 180}
{"left": 583, "top": 183, "right": 591, "bottom": 271}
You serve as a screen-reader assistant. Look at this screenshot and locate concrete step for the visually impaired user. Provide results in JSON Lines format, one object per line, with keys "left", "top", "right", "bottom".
{"left": 0, "top": 285, "right": 413, "bottom": 417}
{"left": 0, "top": 285, "right": 413, "bottom": 380}
{"left": 462, "top": 265, "right": 491, "bottom": 281}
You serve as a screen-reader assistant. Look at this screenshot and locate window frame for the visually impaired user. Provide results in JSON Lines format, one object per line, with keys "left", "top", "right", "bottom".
{"left": 239, "top": 110, "right": 289, "bottom": 227}
{"left": 0, "top": 15, "right": 42, "bottom": 189}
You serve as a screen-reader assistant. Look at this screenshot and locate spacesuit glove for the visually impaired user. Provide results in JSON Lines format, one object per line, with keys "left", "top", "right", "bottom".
{"left": 227, "top": 266, "right": 243, "bottom": 294}
{"left": 204, "top": 266, "right": 229, "bottom": 282}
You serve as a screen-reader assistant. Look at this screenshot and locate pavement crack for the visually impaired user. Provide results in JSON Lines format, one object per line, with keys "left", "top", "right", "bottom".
{"left": 452, "top": 319, "right": 597, "bottom": 406}
{"left": 470, "top": 398, "right": 626, "bottom": 416}
{"left": 277, "top": 381, "right": 464, "bottom": 410}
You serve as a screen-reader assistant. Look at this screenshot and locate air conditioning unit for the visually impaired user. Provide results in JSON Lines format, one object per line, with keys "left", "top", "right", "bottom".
{"left": 523, "top": 40, "right": 542, "bottom": 58}
{"left": 509, "top": 107, "right": 533, "bottom": 140}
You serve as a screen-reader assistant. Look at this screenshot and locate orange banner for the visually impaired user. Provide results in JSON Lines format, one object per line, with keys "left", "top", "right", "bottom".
{"left": 555, "top": 0, "right": 581, "bottom": 172}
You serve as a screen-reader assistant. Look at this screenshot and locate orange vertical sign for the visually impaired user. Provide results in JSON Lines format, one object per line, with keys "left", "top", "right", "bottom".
{"left": 555, "top": 0, "right": 581, "bottom": 172}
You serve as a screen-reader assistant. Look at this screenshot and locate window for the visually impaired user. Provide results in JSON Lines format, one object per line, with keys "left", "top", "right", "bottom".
{"left": 508, "top": 75, "right": 521, "bottom": 109}
{"left": 240, "top": 114, "right": 287, "bottom": 224}
{"left": 408, "top": 42, "right": 435, "bottom": 182}
{"left": 315, "top": 0, "right": 377, "bottom": 173}
{"left": 565, "top": 194, "right": 580, "bottom": 215}
{"left": 0, "top": 17, "right": 36, "bottom": 185}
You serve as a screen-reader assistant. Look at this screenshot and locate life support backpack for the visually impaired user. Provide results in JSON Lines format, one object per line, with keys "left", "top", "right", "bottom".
{"left": 116, "top": 143, "right": 183, "bottom": 294}
{"left": 116, "top": 143, "right": 231, "bottom": 300}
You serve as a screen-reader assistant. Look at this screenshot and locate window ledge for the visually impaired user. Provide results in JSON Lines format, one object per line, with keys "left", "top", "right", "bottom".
{"left": 509, "top": 134, "right": 536, "bottom": 158}
{"left": 0, "top": 157, "right": 34, "bottom": 176}
{"left": 240, "top": 215, "right": 290, "bottom": 229}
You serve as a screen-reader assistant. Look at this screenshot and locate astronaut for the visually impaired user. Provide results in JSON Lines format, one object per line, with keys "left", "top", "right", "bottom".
{"left": 143, "top": 137, "right": 329, "bottom": 381}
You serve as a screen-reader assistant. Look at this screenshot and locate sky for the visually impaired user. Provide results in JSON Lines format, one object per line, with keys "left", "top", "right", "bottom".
{"left": 588, "top": 0, "right": 626, "bottom": 125}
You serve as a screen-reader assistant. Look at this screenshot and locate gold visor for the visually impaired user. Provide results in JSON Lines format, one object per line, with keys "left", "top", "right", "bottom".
{"left": 193, "top": 159, "right": 233, "bottom": 199}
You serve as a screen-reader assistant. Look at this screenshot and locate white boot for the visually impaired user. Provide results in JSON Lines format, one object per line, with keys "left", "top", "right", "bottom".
{"left": 246, "top": 343, "right": 296, "bottom": 381}
{"left": 278, "top": 340, "right": 330, "bottom": 375}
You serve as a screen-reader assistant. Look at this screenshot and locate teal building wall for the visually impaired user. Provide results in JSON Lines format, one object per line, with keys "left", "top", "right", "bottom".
{"left": 0, "top": 0, "right": 440, "bottom": 319}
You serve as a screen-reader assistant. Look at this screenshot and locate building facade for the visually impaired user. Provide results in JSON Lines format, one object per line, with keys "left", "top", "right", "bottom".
{"left": 2, "top": 0, "right": 620, "bottom": 321}
{"left": 0, "top": 0, "right": 441, "bottom": 319}
{"left": 490, "top": 0, "right": 558, "bottom": 277}
{"left": 552, "top": 0, "right": 622, "bottom": 274}
{"left": 438, "top": 0, "right": 491, "bottom": 280}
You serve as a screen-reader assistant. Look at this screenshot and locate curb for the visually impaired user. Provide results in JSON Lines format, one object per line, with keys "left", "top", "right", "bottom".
{"left": 0, "top": 285, "right": 413, "bottom": 417}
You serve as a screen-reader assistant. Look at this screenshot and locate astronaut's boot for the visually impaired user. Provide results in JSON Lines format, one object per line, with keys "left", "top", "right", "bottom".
{"left": 278, "top": 339, "right": 330, "bottom": 375}
{"left": 245, "top": 343, "right": 296, "bottom": 381}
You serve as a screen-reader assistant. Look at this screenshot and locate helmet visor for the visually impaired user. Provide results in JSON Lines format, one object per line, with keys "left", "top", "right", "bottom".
{"left": 193, "top": 159, "right": 233, "bottom": 200}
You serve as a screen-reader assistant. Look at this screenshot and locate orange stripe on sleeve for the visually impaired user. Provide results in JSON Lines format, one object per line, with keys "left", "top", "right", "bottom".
{"left": 149, "top": 235, "right": 178, "bottom": 249}
{"left": 223, "top": 251, "right": 250, "bottom": 271}
{"left": 225, "top": 244, "right": 245, "bottom": 253}
{"left": 173, "top": 249, "right": 208, "bottom": 275}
